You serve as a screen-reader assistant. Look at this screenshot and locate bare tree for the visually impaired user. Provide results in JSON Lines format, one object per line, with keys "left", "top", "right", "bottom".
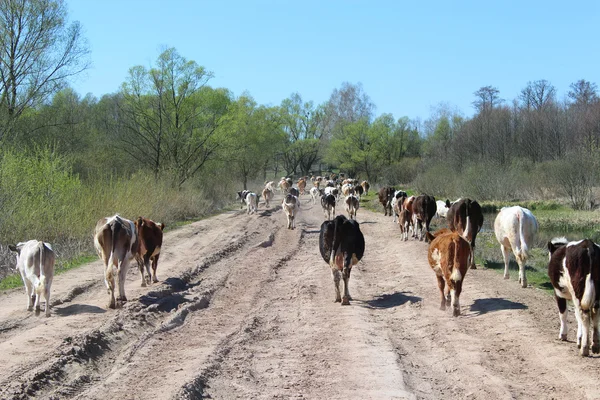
{"left": 568, "top": 79, "right": 598, "bottom": 106}
{"left": 472, "top": 85, "right": 503, "bottom": 112}
{"left": 0, "top": 0, "right": 90, "bottom": 142}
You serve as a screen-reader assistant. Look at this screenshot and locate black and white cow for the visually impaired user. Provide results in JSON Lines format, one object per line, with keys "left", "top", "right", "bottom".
{"left": 548, "top": 237, "right": 600, "bottom": 356}
{"left": 237, "top": 190, "right": 258, "bottom": 214}
{"left": 319, "top": 215, "right": 365, "bottom": 305}
{"left": 321, "top": 193, "right": 336, "bottom": 220}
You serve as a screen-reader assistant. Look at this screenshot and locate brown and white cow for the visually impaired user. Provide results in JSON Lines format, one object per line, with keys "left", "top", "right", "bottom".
{"left": 134, "top": 217, "right": 165, "bottom": 287}
{"left": 9, "top": 240, "right": 56, "bottom": 317}
{"left": 495, "top": 206, "right": 538, "bottom": 287}
{"left": 398, "top": 208, "right": 412, "bottom": 241}
{"left": 279, "top": 178, "right": 290, "bottom": 193}
{"left": 297, "top": 178, "right": 307, "bottom": 195}
{"left": 361, "top": 180, "right": 370, "bottom": 195}
{"left": 344, "top": 194, "right": 359, "bottom": 220}
{"left": 548, "top": 237, "right": 600, "bottom": 356}
{"left": 282, "top": 194, "right": 300, "bottom": 229}
{"left": 262, "top": 187, "right": 274, "bottom": 208}
{"left": 447, "top": 198, "right": 484, "bottom": 268}
{"left": 412, "top": 194, "right": 436, "bottom": 241}
{"left": 391, "top": 190, "right": 408, "bottom": 223}
{"left": 319, "top": 215, "right": 365, "bottom": 305}
{"left": 426, "top": 230, "right": 472, "bottom": 317}
{"left": 378, "top": 186, "right": 395, "bottom": 216}
{"left": 94, "top": 215, "right": 140, "bottom": 309}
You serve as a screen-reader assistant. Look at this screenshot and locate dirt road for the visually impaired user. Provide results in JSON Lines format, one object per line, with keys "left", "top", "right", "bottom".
{"left": 1, "top": 194, "right": 600, "bottom": 400}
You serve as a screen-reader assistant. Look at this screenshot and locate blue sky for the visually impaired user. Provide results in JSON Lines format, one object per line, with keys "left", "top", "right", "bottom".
{"left": 68, "top": 0, "right": 600, "bottom": 122}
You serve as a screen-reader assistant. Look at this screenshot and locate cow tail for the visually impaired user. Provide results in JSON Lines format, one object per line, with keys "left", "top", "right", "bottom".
{"left": 582, "top": 246, "right": 596, "bottom": 310}
{"left": 36, "top": 242, "right": 46, "bottom": 294}
{"left": 516, "top": 209, "right": 529, "bottom": 264}
{"left": 450, "top": 237, "right": 463, "bottom": 282}
{"left": 107, "top": 219, "right": 121, "bottom": 281}
{"left": 463, "top": 201, "right": 472, "bottom": 243}
{"left": 329, "top": 217, "right": 341, "bottom": 268}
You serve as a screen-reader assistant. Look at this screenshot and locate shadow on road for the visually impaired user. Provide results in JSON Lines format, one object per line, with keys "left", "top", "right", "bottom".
{"left": 54, "top": 304, "right": 107, "bottom": 316}
{"left": 362, "top": 291, "right": 422, "bottom": 309}
{"left": 469, "top": 297, "right": 528, "bottom": 316}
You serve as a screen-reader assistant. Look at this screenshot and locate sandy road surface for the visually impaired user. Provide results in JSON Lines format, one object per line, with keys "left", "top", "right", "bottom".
{"left": 1, "top": 194, "right": 600, "bottom": 399}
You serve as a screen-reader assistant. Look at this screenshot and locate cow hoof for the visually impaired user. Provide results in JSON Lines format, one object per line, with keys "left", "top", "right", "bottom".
{"left": 117, "top": 296, "right": 128, "bottom": 302}
{"left": 27, "top": 306, "right": 33, "bottom": 312}
{"left": 521, "top": 281, "right": 528, "bottom": 288}
{"left": 45, "top": 313, "right": 51, "bottom": 318}
{"left": 334, "top": 298, "right": 341, "bottom": 303}
{"left": 503, "top": 274, "right": 510, "bottom": 280}
{"left": 439, "top": 305, "right": 446, "bottom": 311}
{"left": 593, "top": 344, "right": 600, "bottom": 354}
{"left": 153, "top": 278, "right": 159, "bottom": 283}
{"left": 581, "top": 347, "right": 590, "bottom": 357}
{"left": 471, "top": 264, "right": 477, "bottom": 270}
{"left": 141, "top": 282, "right": 147, "bottom": 287}
{"left": 108, "top": 302, "right": 116, "bottom": 309}
{"left": 560, "top": 334, "right": 568, "bottom": 341}
{"left": 341, "top": 297, "right": 350, "bottom": 305}
{"left": 453, "top": 308, "right": 461, "bottom": 317}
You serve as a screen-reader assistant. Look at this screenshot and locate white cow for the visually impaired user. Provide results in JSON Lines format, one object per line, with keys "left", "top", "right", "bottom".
{"left": 310, "top": 187, "right": 321, "bottom": 205}
{"left": 9, "top": 240, "right": 56, "bottom": 317}
{"left": 435, "top": 200, "right": 450, "bottom": 219}
{"left": 282, "top": 194, "right": 300, "bottom": 229}
{"left": 494, "top": 206, "right": 539, "bottom": 288}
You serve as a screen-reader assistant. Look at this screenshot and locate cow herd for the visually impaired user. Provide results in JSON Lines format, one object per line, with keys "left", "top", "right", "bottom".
{"left": 7, "top": 174, "right": 600, "bottom": 358}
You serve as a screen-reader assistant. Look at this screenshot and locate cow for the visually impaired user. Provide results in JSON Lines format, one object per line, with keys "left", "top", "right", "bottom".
{"left": 398, "top": 208, "right": 412, "bottom": 241}
{"left": 9, "top": 240, "right": 56, "bottom": 317}
{"left": 412, "top": 194, "right": 437, "bottom": 241}
{"left": 134, "top": 217, "right": 165, "bottom": 286}
{"left": 446, "top": 198, "right": 484, "bottom": 268}
{"left": 341, "top": 183, "right": 354, "bottom": 197}
{"left": 361, "top": 180, "right": 370, "bottom": 195}
{"left": 94, "top": 215, "right": 140, "bottom": 309}
{"left": 548, "top": 237, "right": 600, "bottom": 356}
{"left": 391, "top": 190, "right": 408, "bottom": 223}
{"left": 435, "top": 200, "right": 450, "bottom": 219}
{"left": 237, "top": 190, "right": 258, "bottom": 214}
{"left": 279, "top": 178, "right": 290, "bottom": 193}
{"left": 264, "top": 181, "right": 275, "bottom": 192}
{"left": 282, "top": 194, "right": 300, "bottom": 229}
{"left": 288, "top": 187, "right": 300, "bottom": 198}
{"left": 321, "top": 193, "right": 336, "bottom": 220}
{"left": 319, "top": 215, "right": 365, "bottom": 305}
{"left": 353, "top": 184, "right": 364, "bottom": 199}
{"left": 262, "top": 187, "right": 274, "bottom": 208}
{"left": 297, "top": 178, "right": 307, "bottom": 195}
{"left": 494, "top": 206, "right": 538, "bottom": 288}
{"left": 310, "top": 186, "right": 321, "bottom": 205}
{"left": 378, "top": 186, "right": 395, "bottom": 216}
{"left": 344, "top": 195, "right": 359, "bottom": 220}
{"left": 426, "top": 230, "right": 472, "bottom": 317}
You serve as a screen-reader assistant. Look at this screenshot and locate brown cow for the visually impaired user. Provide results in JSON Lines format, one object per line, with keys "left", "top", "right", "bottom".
{"left": 398, "top": 208, "right": 412, "bottom": 241}
{"left": 426, "top": 230, "right": 472, "bottom": 317}
{"left": 361, "top": 180, "right": 370, "bottom": 195}
{"left": 412, "top": 194, "right": 436, "bottom": 241}
{"left": 378, "top": 186, "right": 395, "bottom": 216}
{"left": 135, "top": 217, "right": 165, "bottom": 287}
{"left": 297, "top": 178, "right": 307, "bottom": 195}
{"left": 447, "top": 198, "right": 484, "bottom": 269}
{"left": 94, "top": 215, "right": 140, "bottom": 308}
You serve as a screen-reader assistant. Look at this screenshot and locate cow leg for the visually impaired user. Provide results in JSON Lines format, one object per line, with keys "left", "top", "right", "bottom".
{"left": 592, "top": 309, "right": 600, "bottom": 354}
{"left": 501, "top": 244, "right": 511, "bottom": 280}
{"left": 556, "top": 296, "right": 568, "bottom": 341}
{"left": 105, "top": 267, "right": 116, "bottom": 309}
{"left": 451, "top": 279, "right": 462, "bottom": 317}
{"left": 116, "top": 259, "right": 128, "bottom": 304}
{"left": 331, "top": 269, "right": 342, "bottom": 302}
{"left": 151, "top": 254, "right": 160, "bottom": 283}
{"left": 581, "top": 310, "right": 591, "bottom": 356}
{"left": 470, "top": 244, "right": 477, "bottom": 269}
{"left": 43, "top": 283, "right": 51, "bottom": 317}
{"left": 137, "top": 255, "right": 147, "bottom": 287}
{"left": 572, "top": 299, "right": 585, "bottom": 352}
{"left": 144, "top": 254, "right": 152, "bottom": 285}
{"left": 23, "top": 277, "right": 34, "bottom": 311}
{"left": 341, "top": 264, "right": 351, "bottom": 305}
{"left": 517, "top": 258, "right": 527, "bottom": 288}
{"left": 436, "top": 275, "right": 446, "bottom": 310}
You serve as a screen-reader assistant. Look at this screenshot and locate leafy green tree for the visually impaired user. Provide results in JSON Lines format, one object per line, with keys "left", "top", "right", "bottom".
{"left": 0, "top": 0, "right": 89, "bottom": 142}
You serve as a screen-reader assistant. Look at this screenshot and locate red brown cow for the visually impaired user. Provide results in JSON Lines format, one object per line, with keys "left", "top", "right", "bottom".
{"left": 378, "top": 186, "right": 395, "bottom": 216}
{"left": 446, "top": 198, "right": 484, "bottom": 269}
{"left": 548, "top": 238, "right": 600, "bottom": 356}
{"left": 361, "top": 180, "right": 370, "bottom": 195}
{"left": 135, "top": 217, "right": 165, "bottom": 287}
{"left": 412, "top": 194, "right": 436, "bottom": 241}
{"left": 398, "top": 208, "right": 412, "bottom": 241}
{"left": 426, "top": 230, "right": 472, "bottom": 316}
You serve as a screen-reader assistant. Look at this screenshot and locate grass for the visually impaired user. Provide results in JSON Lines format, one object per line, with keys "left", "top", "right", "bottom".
{"left": 360, "top": 187, "right": 417, "bottom": 214}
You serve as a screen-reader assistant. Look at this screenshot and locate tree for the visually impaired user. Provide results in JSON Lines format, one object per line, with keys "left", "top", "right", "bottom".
{"left": 118, "top": 48, "right": 231, "bottom": 187}
{"left": 0, "top": 0, "right": 89, "bottom": 142}
{"left": 568, "top": 79, "right": 598, "bottom": 106}
{"left": 472, "top": 85, "right": 503, "bottom": 112}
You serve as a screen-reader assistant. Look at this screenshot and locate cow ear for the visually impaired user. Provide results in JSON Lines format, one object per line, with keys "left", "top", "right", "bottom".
{"left": 8, "top": 244, "right": 18, "bottom": 253}
{"left": 547, "top": 241, "right": 556, "bottom": 254}
{"left": 135, "top": 217, "right": 143, "bottom": 228}
{"left": 445, "top": 200, "right": 451, "bottom": 207}
{"left": 426, "top": 232, "right": 436, "bottom": 242}
{"left": 159, "top": 223, "right": 165, "bottom": 231}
